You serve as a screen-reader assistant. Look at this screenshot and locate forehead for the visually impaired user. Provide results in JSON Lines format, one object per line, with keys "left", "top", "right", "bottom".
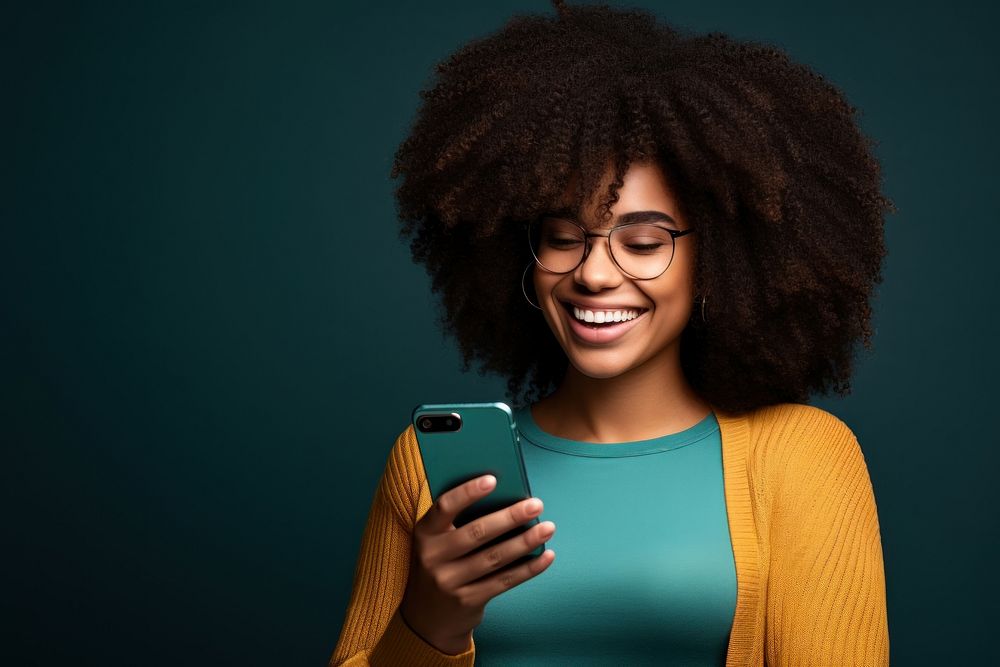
{"left": 550, "top": 161, "right": 683, "bottom": 228}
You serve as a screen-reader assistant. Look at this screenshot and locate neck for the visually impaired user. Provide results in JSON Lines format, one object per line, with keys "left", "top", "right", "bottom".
{"left": 533, "top": 344, "right": 711, "bottom": 443}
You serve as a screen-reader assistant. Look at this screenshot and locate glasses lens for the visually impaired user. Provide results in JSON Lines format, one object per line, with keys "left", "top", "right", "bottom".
{"left": 609, "top": 224, "right": 676, "bottom": 279}
{"left": 530, "top": 218, "right": 586, "bottom": 273}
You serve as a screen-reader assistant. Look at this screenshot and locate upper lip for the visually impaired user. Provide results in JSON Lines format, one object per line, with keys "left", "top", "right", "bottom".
{"left": 561, "top": 299, "right": 648, "bottom": 312}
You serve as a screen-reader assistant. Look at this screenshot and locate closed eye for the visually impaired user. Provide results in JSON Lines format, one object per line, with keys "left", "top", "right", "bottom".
{"left": 625, "top": 243, "right": 666, "bottom": 252}
{"left": 545, "top": 236, "right": 584, "bottom": 249}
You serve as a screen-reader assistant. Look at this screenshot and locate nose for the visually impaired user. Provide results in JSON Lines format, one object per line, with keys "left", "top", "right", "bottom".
{"left": 574, "top": 235, "right": 624, "bottom": 292}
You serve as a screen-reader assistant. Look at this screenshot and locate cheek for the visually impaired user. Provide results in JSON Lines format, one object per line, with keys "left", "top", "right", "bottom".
{"left": 533, "top": 272, "right": 570, "bottom": 334}
{"left": 532, "top": 271, "right": 555, "bottom": 312}
{"left": 664, "top": 248, "right": 697, "bottom": 299}
{"left": 646, "top": 273, "right": 696, "bottom": 326}
{"left": 671, "top": 263, "right": 699, "bottom": 326}
{"left": 532, "top": 270, "right": 558, "bottom": 305}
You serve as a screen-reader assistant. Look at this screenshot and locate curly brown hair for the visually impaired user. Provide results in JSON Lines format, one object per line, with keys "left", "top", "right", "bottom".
{"left": 390, "top": 1, "right": 894, "bottom": 415}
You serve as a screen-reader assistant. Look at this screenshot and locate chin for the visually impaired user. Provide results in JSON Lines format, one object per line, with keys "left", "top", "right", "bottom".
{"left": 565, "top": 351, "right": 642, "bottom": 380}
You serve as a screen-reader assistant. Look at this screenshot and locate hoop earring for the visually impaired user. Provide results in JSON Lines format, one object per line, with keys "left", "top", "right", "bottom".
{"left": 521, "top": 263, "right": 542, "bottom": 310}
{"left": 693, "top": 295, "right": 708, "bottom": 323}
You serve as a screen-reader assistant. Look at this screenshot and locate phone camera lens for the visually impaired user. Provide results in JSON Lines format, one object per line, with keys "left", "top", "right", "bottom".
{"left": 445, "top": 418, "right": 453, "bottom": 427}
{"left": 420, "top": 418, "right": 433, "bottom": 431}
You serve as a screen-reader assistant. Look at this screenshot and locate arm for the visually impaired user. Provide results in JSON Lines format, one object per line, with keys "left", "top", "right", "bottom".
{"left": 764, "top": 412, "right": 889, "bottom": 666}
{"left": 329, "top": 428, "right": 476, "bottom": 667}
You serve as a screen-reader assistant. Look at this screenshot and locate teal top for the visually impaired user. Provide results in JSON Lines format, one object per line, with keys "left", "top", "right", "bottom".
{"left": 471, "top": 406, "right": 737, "bottom": 666}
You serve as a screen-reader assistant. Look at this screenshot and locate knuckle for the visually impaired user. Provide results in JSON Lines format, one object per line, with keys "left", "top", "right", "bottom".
{"left": 499, "top": 571, "right": 517, "bottom": 590}
{"left": 430, "top": 569, "right": 450, "bottom": 591}
{"left": 483, "top": 548, "right": 504, "bottom": 568}
{"left": 416, "top": 550, "right": 435, "bottom": 572}
{"left": 469, "top": 521, "right": 487, "bottom": 543}
{"left": 507, "top": 505, "right": 520, "bottom": 525}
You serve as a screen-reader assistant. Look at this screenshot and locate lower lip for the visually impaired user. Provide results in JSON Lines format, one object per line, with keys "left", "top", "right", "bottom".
{"left": 564, "top": 307, "right": 647, "bottom": 345}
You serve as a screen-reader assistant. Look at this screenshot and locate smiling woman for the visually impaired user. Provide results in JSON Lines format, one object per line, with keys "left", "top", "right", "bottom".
{"left": 530, "top": 162, "right": 704, "bottom": 404}
{"left": 331, "top": 1, "right": 891, "bottom": 664}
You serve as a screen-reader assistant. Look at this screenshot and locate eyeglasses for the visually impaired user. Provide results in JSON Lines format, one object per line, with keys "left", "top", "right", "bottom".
{"left": 528, "top": 216, "right": 696, "bottom": 280}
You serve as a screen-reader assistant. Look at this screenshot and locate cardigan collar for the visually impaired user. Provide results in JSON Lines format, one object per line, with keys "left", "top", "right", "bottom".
{"left": 714, "top": 407, "right": 761, "bottom": 666}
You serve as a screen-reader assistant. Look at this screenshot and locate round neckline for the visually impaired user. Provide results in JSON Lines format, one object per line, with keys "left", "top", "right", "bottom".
{"left": 514, "top": 405, "right": 719, "bottom": 458}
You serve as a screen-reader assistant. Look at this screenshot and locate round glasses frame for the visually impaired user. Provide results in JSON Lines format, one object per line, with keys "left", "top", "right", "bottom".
{"left": 527, "top": 218, "right": 697, "bottom": 280}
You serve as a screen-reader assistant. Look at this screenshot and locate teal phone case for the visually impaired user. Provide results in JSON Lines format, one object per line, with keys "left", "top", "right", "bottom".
{"left": 411, "top": 402, "right": 544, "bottom": 559}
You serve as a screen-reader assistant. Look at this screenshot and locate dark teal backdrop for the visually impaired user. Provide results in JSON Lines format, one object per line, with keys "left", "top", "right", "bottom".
{"left": 4, "top": 1, "right": 996, "bottom": 665}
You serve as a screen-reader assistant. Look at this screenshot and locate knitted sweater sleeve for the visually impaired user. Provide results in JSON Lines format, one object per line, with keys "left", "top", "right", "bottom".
{"left": 762, "top": 406, "right": 889, "bottom": 666}
{"left": 329, "top": 426, "right": 476, "bottom": 666}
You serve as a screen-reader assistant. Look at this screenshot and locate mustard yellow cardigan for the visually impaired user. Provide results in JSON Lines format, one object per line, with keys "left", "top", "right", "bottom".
{"left": 331, "top": 402, "right": 889, "bottom": 666}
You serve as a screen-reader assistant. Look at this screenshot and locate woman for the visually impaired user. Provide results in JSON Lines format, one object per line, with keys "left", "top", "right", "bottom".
{"left": 331, "top": 1, "right": 891, "bottom": 665}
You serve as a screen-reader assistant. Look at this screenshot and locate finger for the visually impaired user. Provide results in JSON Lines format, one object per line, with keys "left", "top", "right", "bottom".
{"left": 474, "top": 519, "right": 555, "bottom": 578}
{"left": 420, "top": 474, "right": 497, "bottom": 534}
{"left": 448, "top": 519, "right": 554, "bottom": 586}
{"left": 458, "top": 548, "right": 556, "bottom": 607}
{"left": 436, "top": 496, "right": 545, "bottom": 563}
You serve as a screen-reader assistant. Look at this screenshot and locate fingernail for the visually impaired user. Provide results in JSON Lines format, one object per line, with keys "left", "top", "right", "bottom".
{"left": 539, "top": 521, "right": 555, "bottom": 537}
{"left": 525, "top": 498, "right": 542, "bottom": 515}
{"left": 479, "top": 475, "right": 496, "bottom": 490}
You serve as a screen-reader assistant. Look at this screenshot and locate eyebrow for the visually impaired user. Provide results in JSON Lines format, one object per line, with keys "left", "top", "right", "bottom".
{"left": 543, "top": 208, "right": 680, "bottom": 227}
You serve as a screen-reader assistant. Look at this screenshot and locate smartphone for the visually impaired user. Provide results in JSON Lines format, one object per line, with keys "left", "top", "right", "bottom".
{"left": 411, "top": 402, "right": 544, "bottom": 560}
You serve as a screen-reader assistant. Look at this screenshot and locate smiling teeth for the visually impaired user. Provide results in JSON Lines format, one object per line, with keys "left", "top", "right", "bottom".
{"left": 572, "top": 307, "right": 642, "bottom": 323}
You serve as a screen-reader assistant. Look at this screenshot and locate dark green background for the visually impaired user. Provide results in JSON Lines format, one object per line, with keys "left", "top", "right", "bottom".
{"left": 4, "top": 1, "right": 996, "bottom": 665}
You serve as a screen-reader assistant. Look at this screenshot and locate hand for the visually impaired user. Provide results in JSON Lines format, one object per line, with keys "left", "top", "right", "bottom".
{"left": 399, "top": 474, "right": 556, "bottom": 655}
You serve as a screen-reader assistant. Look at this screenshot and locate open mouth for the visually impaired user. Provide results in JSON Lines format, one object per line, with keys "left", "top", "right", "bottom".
{"left": 560, "top": 301, "right": 649, "bottom": 328}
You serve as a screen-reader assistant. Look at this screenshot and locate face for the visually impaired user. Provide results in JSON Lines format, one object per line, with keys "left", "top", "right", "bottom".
{"left": 532, "top": 161, "right": 697, "bottom": 380}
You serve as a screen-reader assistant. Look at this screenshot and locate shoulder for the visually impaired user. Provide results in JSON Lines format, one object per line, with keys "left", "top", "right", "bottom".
{"left": 742, "top": 405, "right": 885, "bottom": 574}
{"left": 383, "top": 423, "right": 425, "bottom": 488}
{"left": 744, "top": 402, "right": 857, "bottom": 442}
{"left": 740, "top": 402, "right": 868, "bottom": 494}
{"left": 377, "top": 424, "right": 431, "bottom": 529}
